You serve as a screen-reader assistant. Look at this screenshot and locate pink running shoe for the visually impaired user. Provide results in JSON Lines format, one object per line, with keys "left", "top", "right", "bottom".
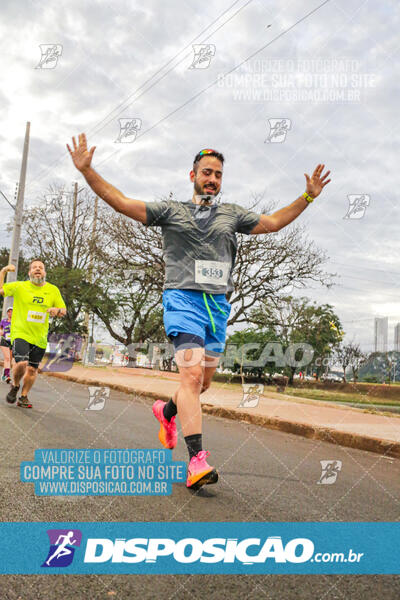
{"left": 186, "top": 450, "right": 218, "bottom": 489}
{"left": 152, "top": 400, "right": 177, "bottom": 449}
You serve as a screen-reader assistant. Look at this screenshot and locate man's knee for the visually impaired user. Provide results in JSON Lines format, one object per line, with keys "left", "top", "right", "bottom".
{"left": 26, "top": 365, "right": 38, "bottom": 376}
{"left": 14, "top": 359, "right": 28, "bottom": 370}
{"left": 181, "top": 365, "right": 204, "bottom": 390}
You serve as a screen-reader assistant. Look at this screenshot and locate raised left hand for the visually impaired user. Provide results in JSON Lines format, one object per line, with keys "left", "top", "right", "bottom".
{"left": 304, "top": 164, "right": 331, "bottom": 198}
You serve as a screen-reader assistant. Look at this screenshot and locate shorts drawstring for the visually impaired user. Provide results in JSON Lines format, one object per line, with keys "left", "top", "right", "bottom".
{"left": 202, "top": 292, "right": 227, "bottom": 334}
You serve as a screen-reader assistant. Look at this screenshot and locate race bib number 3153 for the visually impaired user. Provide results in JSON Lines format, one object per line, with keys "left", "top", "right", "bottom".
{"left": 27, "top": 310, "right": 46, "bottom": 324}
{"left": 195, "top": 260, "right": 230, "bottom": 285}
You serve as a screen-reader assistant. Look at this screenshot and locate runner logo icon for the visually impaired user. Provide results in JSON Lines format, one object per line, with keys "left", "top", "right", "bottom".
{"left": 41, "top": 529, "right": 82, "bottom": 568}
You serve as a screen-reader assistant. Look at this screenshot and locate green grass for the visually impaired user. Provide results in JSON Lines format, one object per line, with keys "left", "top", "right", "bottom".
{"left": 284, "top": 387, "right": 400, "bottom": 407}
{"left": 211, "top": 380, "right": 400, "bottom": 407}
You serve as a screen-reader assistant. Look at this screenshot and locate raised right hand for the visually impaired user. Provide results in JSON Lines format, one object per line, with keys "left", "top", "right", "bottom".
{"left": 1, "top": 264, "right": 15, "bottom": 273}
{"left": 67, "top": 133, "right": 96, "bottom": 173}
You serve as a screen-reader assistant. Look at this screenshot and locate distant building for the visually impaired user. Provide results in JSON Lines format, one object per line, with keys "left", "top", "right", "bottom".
{"left": 374, "top": 317, "right": 388, "bottom": 353}
{"left": 395, "top": 323, "right": 400, "bottom": 352}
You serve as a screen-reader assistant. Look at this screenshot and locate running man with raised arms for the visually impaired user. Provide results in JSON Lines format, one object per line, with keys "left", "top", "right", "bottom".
{"left": 67, "top": 133, "right": 331, "bottom": 490}
{"left": 0, "top": 261, "right": 67, "bottom": 408}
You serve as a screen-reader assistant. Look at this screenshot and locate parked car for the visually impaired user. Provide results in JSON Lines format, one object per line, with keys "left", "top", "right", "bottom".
{"left": 321, "top": 375, "right": 342, "bottom": 383}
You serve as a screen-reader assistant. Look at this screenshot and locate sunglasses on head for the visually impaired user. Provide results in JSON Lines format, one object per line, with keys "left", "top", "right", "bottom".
{"left": 194, "top": 148, "right": 220, "bottom": 163}
{"left": 198, "top": 148, "right": 218, "bottom": 156}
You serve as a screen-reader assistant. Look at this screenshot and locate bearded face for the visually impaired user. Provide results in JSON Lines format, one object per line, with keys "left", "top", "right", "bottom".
{"left": 29, "top": 261, "right": 46, "bottom": 285}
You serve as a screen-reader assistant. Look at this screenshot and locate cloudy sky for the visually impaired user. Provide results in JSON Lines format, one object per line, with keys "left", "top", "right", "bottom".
{"left": 0, "top": 0, "right": 398, "bottom": 351}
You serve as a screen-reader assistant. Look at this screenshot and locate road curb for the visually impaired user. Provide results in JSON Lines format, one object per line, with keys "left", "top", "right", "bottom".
{"left": 43, "top": 371, "right": 400, "bottom": 459}
{"left": 201, "top": 404, "right": 400, "bottom": 459}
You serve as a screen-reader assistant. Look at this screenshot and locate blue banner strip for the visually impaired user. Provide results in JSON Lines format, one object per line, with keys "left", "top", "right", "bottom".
{"left": 0, "top": 522, "right": 399, "bottom": 574}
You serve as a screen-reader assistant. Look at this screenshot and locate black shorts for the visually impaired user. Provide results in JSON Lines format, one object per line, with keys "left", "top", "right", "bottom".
{"left": 0, "top": 337, "right": 11, "bottom": 349}
{"left": 12, "top": 338, "right": 46, "bottom": 369}
{"left": 170, "top": 332, "right": 222, "bottom": 358}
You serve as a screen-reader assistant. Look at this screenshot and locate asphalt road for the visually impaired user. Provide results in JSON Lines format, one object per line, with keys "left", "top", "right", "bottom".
{"left": 0, "top": 375, "right": 400, "bottom": 599}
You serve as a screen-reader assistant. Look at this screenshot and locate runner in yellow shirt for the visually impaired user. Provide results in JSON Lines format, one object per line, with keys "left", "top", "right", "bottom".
{"left": 0, "top": 260, "right": 66, "bottom": 408}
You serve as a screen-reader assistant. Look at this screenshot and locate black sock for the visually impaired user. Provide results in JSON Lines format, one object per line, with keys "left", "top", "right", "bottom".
{"left": 184, "top": 434, "right": 202, "bottom": 460}
{"left": 163, "top": 398, "right": 177, "bottom": 421}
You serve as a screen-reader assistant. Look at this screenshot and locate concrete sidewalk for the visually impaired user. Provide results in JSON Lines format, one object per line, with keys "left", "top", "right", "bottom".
{"left": 43, "top": 364, "right": 400, "bottom": 459}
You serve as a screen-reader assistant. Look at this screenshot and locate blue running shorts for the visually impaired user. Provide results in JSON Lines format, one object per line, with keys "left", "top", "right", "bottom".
{"left": 163, "top": 289, "right": 231, "bottom": 356}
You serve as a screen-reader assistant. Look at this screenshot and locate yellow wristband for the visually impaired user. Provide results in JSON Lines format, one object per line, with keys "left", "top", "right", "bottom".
{"left": 303, "top": 192, "right": 314, "bottom": 204}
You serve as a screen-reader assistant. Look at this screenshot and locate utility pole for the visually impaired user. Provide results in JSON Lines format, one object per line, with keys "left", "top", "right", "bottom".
{"left": 82, "top": 196, "right": 98, "bottom": 364}
{"left": 2, "top": 122, "right": 30, "bottom": 317}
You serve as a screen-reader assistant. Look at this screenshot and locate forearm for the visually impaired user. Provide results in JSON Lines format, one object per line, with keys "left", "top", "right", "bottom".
{"left": 271, "top": 195, "right": 309, "bottom": 231}
{"left": 81, "top": 167, "right": 126, "bottom": 212}
{"left": 251, "top": 194, "right": 310, "bottom": 234}
{"left": 0, "top": 269, "right": 7, "bottom": 295}
{"left": 81, "top": 167, "right": 147, "bottom": 223}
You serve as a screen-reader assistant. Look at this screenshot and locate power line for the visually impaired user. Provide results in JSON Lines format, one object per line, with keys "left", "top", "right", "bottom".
{"left": 330, "top": 261, "right": 400, "bottom": 277}
{"left": 90, "top": 0, "right": 254, "bottom": 138}
{"left": 30, "top": 0, "right": 252, "bottom": 187}
{"left": 95, "top": 0, "right": 331, "bottom": 169}
{"left": 337, "top": 283, "right": 400, "bottom": 301}
{"left": 337, "top": 273, "right": 400, "bottom": 286}
{"left": 133, "top": 0, "right": 331, "bottom": 141}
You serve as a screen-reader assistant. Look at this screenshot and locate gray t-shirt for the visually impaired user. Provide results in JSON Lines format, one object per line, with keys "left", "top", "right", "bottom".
{"left": 145, "top": 199, "right": 260, "bottom": 293}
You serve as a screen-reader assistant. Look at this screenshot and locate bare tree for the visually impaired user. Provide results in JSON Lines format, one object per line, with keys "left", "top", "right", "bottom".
{"left": 18, "top": 185, "right": 108, "bottom": 332}
{"left": 335, "top": 343, "right": 356, "bottom": 383}
{"left": 22, "top": 189, "right": 335, "bottom": 347}
{"left": 349, "top": 343, "right": 367, "bottom": 382}
{"left": 230, "top": 206, "right": 334, "bottom": 326}
{"left": 96, "top": 199, "right": 334, "bottom": 335}
{"left": 22, "top": 185, "right": 108, "bottom": 272}
{"left": 91, "top": 212, "right": 165, "bottom": 347}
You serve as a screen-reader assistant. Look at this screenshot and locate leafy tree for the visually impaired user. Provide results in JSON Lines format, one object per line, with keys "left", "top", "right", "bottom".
{"left": 0, "top": 247, "right": 31, "bottom": 313}
{"left": 251, "top": 296, "right": 343, "bottom": 382}
{"left": 226, "top": 327, "right": 278, "bottom": 379}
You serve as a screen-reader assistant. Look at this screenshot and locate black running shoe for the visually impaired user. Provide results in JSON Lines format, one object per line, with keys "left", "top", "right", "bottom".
{"left": 6, "top": 385, "right": 19, "bottom": 404}
{"left": 17, "top": 395, "right": 32, "bottom": 409}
